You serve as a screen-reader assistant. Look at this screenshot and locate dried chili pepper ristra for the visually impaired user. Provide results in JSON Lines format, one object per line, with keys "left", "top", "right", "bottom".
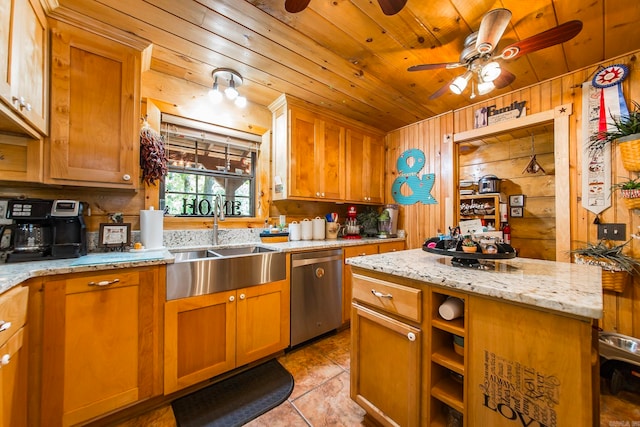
{"left": 139, "top": 125, "right": 167, "bottom": 185}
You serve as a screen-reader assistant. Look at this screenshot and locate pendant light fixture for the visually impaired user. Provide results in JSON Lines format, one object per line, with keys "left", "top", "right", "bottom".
{"left": 209, "top": 68, "right": 247, "bottom": 108}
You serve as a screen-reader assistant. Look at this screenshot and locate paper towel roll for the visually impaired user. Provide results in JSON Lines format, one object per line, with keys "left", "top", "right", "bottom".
{"left": 140, "top": 208, "right": 164, "bottom": 249}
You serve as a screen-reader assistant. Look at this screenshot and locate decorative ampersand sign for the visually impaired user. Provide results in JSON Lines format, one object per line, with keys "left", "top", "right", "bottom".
{"left": 391, "top": 148, "right": 437, "bottom": 205}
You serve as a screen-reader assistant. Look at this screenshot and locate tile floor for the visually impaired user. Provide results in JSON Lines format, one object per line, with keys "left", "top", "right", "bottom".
{"left": 117, "top": 328, "right": 639, "bottom": 427}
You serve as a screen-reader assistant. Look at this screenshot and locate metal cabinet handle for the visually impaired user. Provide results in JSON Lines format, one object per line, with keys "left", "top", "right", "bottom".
{"left": 407, "top": 332, "right": 416, "bottom": 342}
{"left": 239, "top": 293, "right": 246, "bottom": 300}
{"left": 371, "top": 289, "right": 393, "bottom": 299}
{"left": 0, "top": 321, "right": 11, "bottom": 333}
{"left": 229, "top": 295, "right": 235, "bottom": 302}
{"left": 0, "top": 354, "right": 9, "bottom": 366}
{"left": 88, "top": 278, "right": 120, "bottom": 287}
{"left": 359, "top": 253, "right": 367, "bottom": 256}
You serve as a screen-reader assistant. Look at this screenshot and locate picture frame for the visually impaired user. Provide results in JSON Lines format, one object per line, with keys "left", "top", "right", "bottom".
{"left": 510, "top": 207, "right": 524, "bottom": 218}
{"left": 99, "top": 223, "right": 131, "bottom": 248}
{"left": 509, "top": 194, "right": 525, "bottom": 207}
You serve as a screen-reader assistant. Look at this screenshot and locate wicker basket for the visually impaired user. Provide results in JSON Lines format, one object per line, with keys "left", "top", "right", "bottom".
{"left": 618, "top": 134, "right": 640, "bottom": 172}
{"left": 574, "top": 254, "right": 629, "bottom": 293}
{"left": 621, "top": 189, "right": 640, "bottom": 209}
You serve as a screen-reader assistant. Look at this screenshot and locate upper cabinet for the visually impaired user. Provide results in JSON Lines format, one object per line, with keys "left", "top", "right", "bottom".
{"left": 269, "top": 94, "right": 385, "bottom": 204}
{"left": 0, "top": 0, "right": 48, "bottom": 137}
{"left": 46, "top": 20, "right": 142, "bottom": 189}
{"left": 345, "top": 128, "right": 385, "bottom": 204}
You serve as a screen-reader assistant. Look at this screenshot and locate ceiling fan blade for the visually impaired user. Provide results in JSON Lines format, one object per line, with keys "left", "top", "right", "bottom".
{"left": 476, "top": 8, "right": 512, "bottom": 54}
{"left": 499, "top": 20, "right": 583, "bottom": 60}
{"left": 285, "top": 0, "right": 311, "bottom": 13}
{"left": 377, "top": 0, "right": 407, "bottom": 16}
{"left": 494, "top": 69, "right": 515, "bottom": 89}
{"left": 408, "top": 62, "right": 462, "bottom": 72}
{"left": 429, "top": 80, "right": 453, "bottom": 100}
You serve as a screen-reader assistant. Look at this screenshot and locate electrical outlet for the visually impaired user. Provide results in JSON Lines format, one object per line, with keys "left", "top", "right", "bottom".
{"left": 597, "top": 223, "right": 627, "bottom": 241}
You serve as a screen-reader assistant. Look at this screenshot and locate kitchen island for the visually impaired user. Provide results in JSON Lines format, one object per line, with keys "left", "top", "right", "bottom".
{"left": 346, "top": 248, "right": 602, "bottom": 427}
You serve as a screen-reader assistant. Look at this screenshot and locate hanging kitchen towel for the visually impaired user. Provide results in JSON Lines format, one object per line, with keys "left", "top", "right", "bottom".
{"left": 140, "top": 207, "right": 164, "bottom": 249}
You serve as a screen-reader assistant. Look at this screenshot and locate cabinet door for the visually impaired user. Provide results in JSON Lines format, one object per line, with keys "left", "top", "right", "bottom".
{"left": 236, "top": 280, "right": 290, "bottom": 366}
{"left": 346, "top": 129, "right": 384, "bottom": 203}
{"left": 9, "top": 0, "right": 47, "bottom": 132}
{"left": 0, "top": 0, "right": 12, "bottom": 101}
{"left": 164, "top": 291, "right": 236, "bottom": 394}
{"left": 48, "top": 21, "right": 140, "bottom": 188}
{"left": 289, "top": 108, "right": 318, "bottom": 198}
{"left": 317, "top": 119, "right": 345, "bottom": 200}
{"left": 41, "top": 268, "right": 161, "bottom": 426}
{"left": 351, "top": 303, "right": 421, "bottom": 427}
{"left": 342, "top": 244, "right": 379, "bottom": 324}
{"left": 0, "top": 327, "right": 26, "bottom": 427}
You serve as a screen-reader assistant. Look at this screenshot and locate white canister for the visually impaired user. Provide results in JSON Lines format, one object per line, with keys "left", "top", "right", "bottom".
{"left": 312, "top": 216, "right": 325, "bottom": 240}
{"left": 301, "top": 218, "right": 313, "bottom": 240}
{"left": 289, "top": 221, "right": 301, "bottom": 241}
{"left": 438, "top": 297, "right": 464, "bottom": 321}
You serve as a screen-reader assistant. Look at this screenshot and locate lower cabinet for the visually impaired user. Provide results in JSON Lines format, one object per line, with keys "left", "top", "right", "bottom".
{"left": 37, "top": 266, "right": 164, "bottom": 427}
{"left": 0, "top": 286, "right": 29, "bottom": 427}
{"left": 164, "top": 279, "right": 290, "bottom": 394}
{"left": 351, "top": 273, "right": 421, "bottom": 427}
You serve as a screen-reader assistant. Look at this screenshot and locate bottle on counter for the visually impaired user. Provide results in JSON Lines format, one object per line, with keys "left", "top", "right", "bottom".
{"left": 502, "top": 222, "right": 511, "bottom": 245}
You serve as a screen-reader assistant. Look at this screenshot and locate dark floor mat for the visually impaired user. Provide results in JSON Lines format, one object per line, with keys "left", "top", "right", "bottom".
{"left": 171, "top": 359, "right": 294, "bottom": 427}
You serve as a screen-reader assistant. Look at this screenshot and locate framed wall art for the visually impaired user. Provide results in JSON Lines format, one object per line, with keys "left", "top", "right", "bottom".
{"left": 99, "top": 223, "right": 131, "bottom": 248}
{"left": 510, "top": 207, "right": 524, "bottom": 218}
{"left": 509, "top": 194, "right": 524, "bottom": 207}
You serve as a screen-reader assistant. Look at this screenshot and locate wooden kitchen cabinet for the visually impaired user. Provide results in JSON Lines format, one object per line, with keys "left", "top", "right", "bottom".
{"left": 269, "top": 94, "right": 384, "bottom": 203}
{"left": 345, "top": 129, "right": 385, "bottom": 204}
{"left": 351, "top": 273, "right": 422, "bottom": 427}
{"left": 0, "top": 0, "right": 48, "bottom": 136}
{"left": 38, "top": 266, "right": 164, "bottom": 427}
{"left": 271, "top": 96, "right": 345, "bottom": 201}
{"left": 164, "top": 278, "right": 290, "bottom": 394}
{"left": 46, "top": 20, "right": 142, "bottom": 189}
{"left": 0, "top": 286, "right": 29, "bottom": 427}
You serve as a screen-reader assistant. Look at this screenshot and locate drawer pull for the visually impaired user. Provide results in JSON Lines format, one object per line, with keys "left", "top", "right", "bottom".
{"left": 407, "top": 332, "right": 416, "bottom": 342}
{"left": 0, "top": 354, "right": 9, "bottom": 366}
{"left": 371, "top": 289, "right": 393, "bottom": 299}
{"left": 88, "top": 278, "right": 120, "bottom": 287}
{"left": 229, "top": 295, "right": 235, "bottom": 302}
{"left": 239, "top": 293, "right": 246, "bottom": 300}
{"left": 0, "top": 321, "right": 11, "bottom": 333}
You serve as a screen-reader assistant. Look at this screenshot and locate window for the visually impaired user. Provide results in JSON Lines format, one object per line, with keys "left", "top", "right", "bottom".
{"left": 160, "top": 114, "right": 260, "bottom": 218}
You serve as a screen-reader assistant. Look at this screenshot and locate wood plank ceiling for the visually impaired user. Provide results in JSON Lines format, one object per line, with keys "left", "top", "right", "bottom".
{"left": 49, "top": 0, "right": 640, "bottom": 132}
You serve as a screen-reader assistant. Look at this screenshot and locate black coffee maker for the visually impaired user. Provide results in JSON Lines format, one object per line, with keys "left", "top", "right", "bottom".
{"left": 6, "top": 199, "right": 87, "bottom": 263}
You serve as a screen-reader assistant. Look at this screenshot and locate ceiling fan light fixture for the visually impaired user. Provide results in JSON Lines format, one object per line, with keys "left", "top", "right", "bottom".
{"left": 450, "top": 71, "right": 472, "bottom": 95}
{"left": 477, "top": 81, "right": 495, "bottom": 96}
{"left": 480, "top": 61, "right": 501, "bottom": 82}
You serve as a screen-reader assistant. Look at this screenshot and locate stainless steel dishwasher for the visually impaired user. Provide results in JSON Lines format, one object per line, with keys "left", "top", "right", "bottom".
{"left": 290, "top": 249, "right": 343, "bottom": 347}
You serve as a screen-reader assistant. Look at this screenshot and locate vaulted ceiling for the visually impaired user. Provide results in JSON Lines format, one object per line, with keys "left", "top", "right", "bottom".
{"left": 50, "top": 0, "right": 640, "bottom": 132}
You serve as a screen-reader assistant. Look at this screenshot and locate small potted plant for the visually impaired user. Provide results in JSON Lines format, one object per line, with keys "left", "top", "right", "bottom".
{"left": 612, "top": 176, "right": 640, "bottom": 209}
{"left": 461, "top": 237, "right": 477, "bottom": 253}
{"left": 590, "top": 101, "right": 640, "bottom": 172}
{"left": 572, "top": 239, "right": 640, "bottom": 293}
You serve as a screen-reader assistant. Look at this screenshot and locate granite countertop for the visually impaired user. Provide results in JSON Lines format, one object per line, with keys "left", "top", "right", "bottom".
{"left": 0, "top": 237, "right": 404, "bottom": 294}
{"left": 346, "top": 248, "right": 603, "bottom": 319}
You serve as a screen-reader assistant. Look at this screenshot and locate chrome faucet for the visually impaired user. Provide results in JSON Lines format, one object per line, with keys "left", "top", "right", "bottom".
{"left": 212, "top": 194, "right": 225, "bottom": 245}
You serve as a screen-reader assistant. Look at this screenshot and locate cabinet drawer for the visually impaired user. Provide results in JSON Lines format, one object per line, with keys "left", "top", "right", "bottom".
{"left": 64, "top": 270, "right": 140, "bottom": 294}
{"left": 352, "top": 273, "right": 421, "bottom": 322}
{"left": 344, "top": 244, "right": 378, "bottom": 258}
{"left": 0, "top": 286, "right": 28, "bottom": 347}
{"left": 378, "top": 241, "right": 405, "bottom": 253}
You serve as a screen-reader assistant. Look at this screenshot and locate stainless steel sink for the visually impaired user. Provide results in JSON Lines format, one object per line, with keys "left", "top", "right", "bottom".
{"left": 167, "top": 246, "right": 285, "bottom": 300}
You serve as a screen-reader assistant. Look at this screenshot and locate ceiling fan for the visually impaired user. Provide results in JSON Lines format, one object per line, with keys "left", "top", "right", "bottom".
{"left": 408, "top": 9, "right": 583, "bottom": 99}
{"left": 285, "top": 0, "right": 407, "bottom": 16}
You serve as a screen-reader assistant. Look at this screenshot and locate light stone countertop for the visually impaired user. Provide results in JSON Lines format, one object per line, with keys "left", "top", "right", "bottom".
{"left": 0, "top": 237, "right": 404, "bottom": 294}
{"left": 346, "top": 248, "right": 603, "bottom": 319}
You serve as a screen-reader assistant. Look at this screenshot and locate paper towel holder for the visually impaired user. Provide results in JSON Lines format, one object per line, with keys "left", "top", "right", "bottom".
{"left": 98, "top": 223, "right": 131, "bottom": 250}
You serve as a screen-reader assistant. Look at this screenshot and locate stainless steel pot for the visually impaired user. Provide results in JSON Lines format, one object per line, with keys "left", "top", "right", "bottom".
{"left": 478, "top": 175, "right": 501, "bottom": 194}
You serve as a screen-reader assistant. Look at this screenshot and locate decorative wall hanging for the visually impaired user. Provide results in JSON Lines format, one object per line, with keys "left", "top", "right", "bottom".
{"left": 391, "top": 148, "right": 437, "bottom": 205}
{"left": 581, "top": 64, "right": 629, "bottom": 215}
